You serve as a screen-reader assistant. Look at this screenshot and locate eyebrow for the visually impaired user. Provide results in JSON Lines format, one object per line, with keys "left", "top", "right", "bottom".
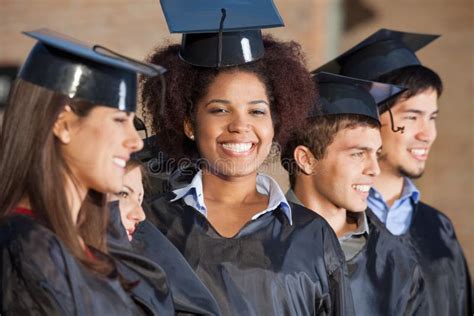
{"left": 402, "top": 109, "right": 425, "bottom": 114}
{"left": 402, "top": 109, "right": 440, "bottom": 115}
{"left": 204, "top": 99, "right": 270, "bottom": 106}
{"left": 123, "top": 185, "right": 135, "bottom": 194}
{"left": 347, "top": 146, "right": 373, "bottom": 152}
{"left": 249, "top": 100, "right": 270, "bottom": 106}
{"left": 205, "top": 99, "right": 230, "bottom": 106}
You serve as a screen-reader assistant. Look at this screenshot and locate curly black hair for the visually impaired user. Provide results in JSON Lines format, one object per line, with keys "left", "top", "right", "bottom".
{"left": 141, "top": 35, "right": 316, "bottom": 160}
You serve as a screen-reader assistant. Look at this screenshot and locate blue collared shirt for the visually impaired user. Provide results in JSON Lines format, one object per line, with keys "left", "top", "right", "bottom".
{"left": 171, "top": 171, "right": 293, "bottom": 225}
{"left": 367, "top": 177, "right": 420, "bottom": 235}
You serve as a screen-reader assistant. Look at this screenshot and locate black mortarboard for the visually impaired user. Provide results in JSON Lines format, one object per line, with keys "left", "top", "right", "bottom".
{"left": 19, "top": 28, "right": 166, "bottom": 112}
{"left": 311, "top": 72, "right": 406, "bottom": 124}
{"left": 314, "top": 29, "right": 440, "bottom": 81}
{"left": 160, "top": 0, "right": 284, "bottom": 67}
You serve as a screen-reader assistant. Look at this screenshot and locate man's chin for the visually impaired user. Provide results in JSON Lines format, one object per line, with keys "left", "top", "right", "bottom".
{"left": 399, "top": 165, "right": 425, "bottom": 179}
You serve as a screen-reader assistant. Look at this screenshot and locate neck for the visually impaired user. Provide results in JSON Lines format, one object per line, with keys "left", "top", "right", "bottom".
{"left": 202, "top": 169, "right": 261, "bottom": 204}
{"left": 294, "top": 180, "right": 349, "bottom": 237}
{"left": 16, "top": 198, "right": 32, "bottom": 210}
{"left": 373, "top": 167, "right": 405, "bottom": 207}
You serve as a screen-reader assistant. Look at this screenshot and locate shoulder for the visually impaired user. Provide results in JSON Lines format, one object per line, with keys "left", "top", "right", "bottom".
{"left": 417, "top": 201, "right": 451, "bottom": 220}
{"left": 0, "top": 216, "right": 75, "bottom": 310}
{"left": 144, "top": 191, "right": 189, "bottom": 227}
{"left": 289, "top": 202, "right": 338, "bottom": 238}
{"left": 289, "top": 203, "right": 346, "bottom": 270}
{"left": 416, "top": 201, "right": 457, "bottom": 231}
{"left": 0, "top": 215, "right": 69, "bottom": 274}
{"left": 0, "top": 215, "right": 61, "bottom": 249}
{"left": 290, "top": 202, "right": 329, "bottom": 227}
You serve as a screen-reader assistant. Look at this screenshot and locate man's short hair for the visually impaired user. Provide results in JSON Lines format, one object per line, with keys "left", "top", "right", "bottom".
{"left": 281, "top": 114, "right": 380, "bottom": 189}
{"left": 376, "top": 65, "right": 443, "bottom": 113}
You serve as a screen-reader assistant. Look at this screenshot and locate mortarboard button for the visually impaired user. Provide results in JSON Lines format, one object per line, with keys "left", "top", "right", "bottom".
{"left": 160, "top": 0, "right": 284, "bottom": 67}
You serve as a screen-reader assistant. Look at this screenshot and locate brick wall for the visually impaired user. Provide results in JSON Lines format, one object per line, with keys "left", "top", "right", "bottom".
{"left": 1, "top": 0, "right": 472, "bottom": 273}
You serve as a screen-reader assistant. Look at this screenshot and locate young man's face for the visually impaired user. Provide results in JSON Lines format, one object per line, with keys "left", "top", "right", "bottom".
{"left": 378, "top": 88, "right": 438, "bottom": 179}
{"left": 310, "top": 125, "right": 382, "bottom": 212}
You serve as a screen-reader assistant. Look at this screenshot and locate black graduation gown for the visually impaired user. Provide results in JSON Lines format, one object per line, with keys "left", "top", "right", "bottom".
{"left": 347, "top": 208, "right": 428, "bottom": 315}
{"left": 107, "top": 201, "right": 221, "bottom": 315}
{"left": 107, "top": 201, "right": 176, "bottom": 316}
{"left": 0, "top": 214, "right": 141, "bottom": 315}
{"left": 399, "top": 201, "right": 472, "bottom": 315}
{"left": 132, "top": 220, "right": 222, "bottom": 315}
{"left": 141, "top": 192, "right": 354, "bottom": 316}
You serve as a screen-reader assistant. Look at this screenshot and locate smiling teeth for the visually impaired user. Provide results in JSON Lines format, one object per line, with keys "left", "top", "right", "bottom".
{"left": 113, "top": 157, "right": 126, "bottom": 168}
{"left": 352, "top": 184, "right": 371, "bottom": 193}
{"left": 222, "top": 143, "right": 252, "bottom": 153}
{"left": 409, "top": 149, "right": 427, "bottom": 156}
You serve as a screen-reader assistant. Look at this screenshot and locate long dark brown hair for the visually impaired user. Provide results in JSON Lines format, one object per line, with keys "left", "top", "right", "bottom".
{"left": 0, "top": 79, "right": 113, "bottom": 276}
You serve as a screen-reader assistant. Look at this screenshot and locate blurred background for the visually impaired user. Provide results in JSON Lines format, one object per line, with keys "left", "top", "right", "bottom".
{"left": 1, "top": 0, "right": 472, "bottom": 275}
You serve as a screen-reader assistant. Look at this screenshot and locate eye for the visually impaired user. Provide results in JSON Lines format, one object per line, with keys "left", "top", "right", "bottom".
{"left": 376, "top": 149, "right": 383, "bottom": 158}
{"left": 249, "top": 108, "right": 267, "bottom": 116}
{"left": 208, "top": 107, "right": 229, "bottom": 114}
{"left": 351, "top": 151, "right": 364, "bottom": 159}
{"left": 116, "top": 191, "right": 129, "bottom": 199}
{"left": 430, "top": 114, "right": 438, "bottom": 121}
{"left": 403, "top": 116, "right": 417, "bottom": 121}
{"left": 113, "top": 116, "right": 128, "bottom": 123}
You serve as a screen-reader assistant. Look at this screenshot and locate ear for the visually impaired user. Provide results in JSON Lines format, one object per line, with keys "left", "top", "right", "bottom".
{"left": 183, "top": 117, "right": 195, "bottom": 140}
{"left": 52, "top": 105, "right": 76, "bottom": 144}
{"left": 293, "top": 145, "right": 317, "bottom": 175}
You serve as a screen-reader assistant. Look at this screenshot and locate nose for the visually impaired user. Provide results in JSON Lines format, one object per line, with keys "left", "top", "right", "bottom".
{"left": 416, "top": 118, "right": 437, "bottom": 143}
{"left": 125, "top": 121, "right": 144, "bottom": 152}
{"left": 228, "top": 112, "right": 250, "bottom": 133}
{"left": 365, "top": 154, "right": 381, "bottom": 177}
{"left": 128, "top": 202, "right": 146, "bottom": 224}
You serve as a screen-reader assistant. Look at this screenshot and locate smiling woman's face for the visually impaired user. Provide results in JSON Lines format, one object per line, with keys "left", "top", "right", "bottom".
{"left": 189, "top": 71, "right": 274, "bottom": 179}
{"left": 60, "top": 106, "right": 143, "bottom": 194}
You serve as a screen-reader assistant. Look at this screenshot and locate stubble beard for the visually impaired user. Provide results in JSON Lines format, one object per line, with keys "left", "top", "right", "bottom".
{"left": 398, "top": 165, "right": 424, "bottom": 179}
{"left": 379, "top": 152, "right": 425, "bottom": 179}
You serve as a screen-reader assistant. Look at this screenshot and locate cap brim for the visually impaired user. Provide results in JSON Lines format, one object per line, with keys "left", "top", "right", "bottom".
{"left": 24, "top": 28, "right": 165, "bottom": 76}
{"left": 315, "top": 71, "right": 407, "bottom": 105}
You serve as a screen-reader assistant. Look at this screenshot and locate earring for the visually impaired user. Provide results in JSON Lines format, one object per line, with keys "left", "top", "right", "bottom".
{"left": 189, "top": 134, "right": 195, "bottom": 140}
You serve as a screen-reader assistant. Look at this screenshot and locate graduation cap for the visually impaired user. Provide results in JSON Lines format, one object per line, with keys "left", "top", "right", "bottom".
{"left": 314, "top": 29, "right": 440, "bottom": 81}
{"left": 310, "top": 72, "right": 406, "bottom": 125}
{"left": 160, "top": 0, "right": 284, "bottom": 67}
{"left": 19, "top": 28, "right": 166, "bottom": 112}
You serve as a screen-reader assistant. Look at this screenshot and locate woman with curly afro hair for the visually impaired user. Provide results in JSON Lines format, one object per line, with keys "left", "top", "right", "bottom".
{"left": 137, "top": 6, "right": 352, "bottom": 313}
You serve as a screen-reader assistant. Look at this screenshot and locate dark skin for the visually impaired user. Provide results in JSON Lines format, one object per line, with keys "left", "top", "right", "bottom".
{"left": 185, "top": 71, "right": 274, "bottom": 237}
{"left": 203, "top": 174, "right": 269, "bottom": 238}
